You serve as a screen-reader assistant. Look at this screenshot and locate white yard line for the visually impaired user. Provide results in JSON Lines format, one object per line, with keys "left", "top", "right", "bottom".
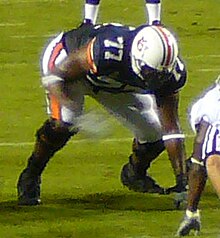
{"left": 185, "top": 55, "right": 220, "bottom": 59}
{"left": 0, "top": 138, "right": 132, "bottom": 147}
{"left": 0, "top": 135, "right": 194, "bottom": 147}
{"left": 11, "top": 34, "right": 52, "bottom": 38}
{"left": 0, "top": 142, "right": 34, "bottom": 147}
{"left": 0, "top": 63, "right": 36, "bottom": 68}
{"left": 197, "top": 69, "right": 220, "bottom": 72}
{"left": 0, "top": 0, "right": 60, "bottom": 3}
{"left": 0, "top": 23, "right": 25, "bottom": 27}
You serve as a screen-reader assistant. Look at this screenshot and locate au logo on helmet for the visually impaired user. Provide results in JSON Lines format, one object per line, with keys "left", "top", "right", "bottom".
{"left": 131, "top": 25, "right": 179, "bottom": 79}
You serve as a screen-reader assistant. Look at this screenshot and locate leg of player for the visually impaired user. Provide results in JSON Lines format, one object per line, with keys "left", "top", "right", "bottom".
{"left": 206, "top": 154, "right": 220, "bottom": 198}
{"left": 176, "top": 121, "right": 209, "bottom": 236}
{"left": 176, "top": 153, "right": 220, "bottom": 236}
{"left": 176, "top": 158, "right": 206, "bottom": 236}
{"left": 145, "top": 0, "right": 161, "bottom": 25}
{"left": 92, "top": 91, "right": 166, "bottom": 194}
{"left": 83, "top": 0, "right": 100, "bottom": 24}
{"left": 17, "top": 119, "right": 77, "bottom": 206}
{"left": 121, "top": 138, "right": 166, "bottom": 194}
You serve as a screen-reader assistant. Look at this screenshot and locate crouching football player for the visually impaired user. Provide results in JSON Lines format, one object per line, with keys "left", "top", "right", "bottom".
{"left": 17, "top": 22, "right": 188, "bottom": 206}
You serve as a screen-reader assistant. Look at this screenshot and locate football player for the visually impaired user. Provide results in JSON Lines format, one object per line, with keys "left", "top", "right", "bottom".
{"left": 17, "top": 22, "right": 187, "bottom": 206}
{"left": 176, "top": 75, "right": 220, "bottom": 236}
{"left": 83, "top": 0, "right": 161, "bottom": 25}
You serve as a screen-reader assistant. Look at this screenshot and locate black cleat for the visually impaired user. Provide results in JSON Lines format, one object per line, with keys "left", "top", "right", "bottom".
{"left": 17, "top": 169, "right": 41, "bottom": 206}
{"left": 120, "top": 163, "right": 165, "bottom": 194}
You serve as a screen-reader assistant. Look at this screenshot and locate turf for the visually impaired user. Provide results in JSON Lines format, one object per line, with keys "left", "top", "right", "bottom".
{"left": 0, "top": 0, "right": 220, "bottom": 237}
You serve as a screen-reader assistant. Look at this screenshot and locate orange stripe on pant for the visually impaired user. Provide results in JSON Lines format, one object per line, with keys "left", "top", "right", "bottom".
{"left": 49, "top": 94, "right": 61, "bottom": 120}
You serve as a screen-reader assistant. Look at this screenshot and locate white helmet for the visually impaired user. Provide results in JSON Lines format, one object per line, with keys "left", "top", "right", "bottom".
{"left": 131, "top": 25, "right": 179, "bottom": 79}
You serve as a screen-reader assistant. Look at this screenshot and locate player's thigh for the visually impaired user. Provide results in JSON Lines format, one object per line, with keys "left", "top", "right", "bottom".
{"left": 93, "top": 91, "right": 162, "bottom": 142}
{"left": 45, "top": 88, "right": 85, "bottom": 125}
{"left": 206, "top": 154, "right": 220, "bottom": 196}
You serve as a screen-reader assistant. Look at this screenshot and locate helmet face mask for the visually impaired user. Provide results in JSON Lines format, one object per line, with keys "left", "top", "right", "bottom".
{"left": 140, "top": 64, "right": 173, "bottom": 90}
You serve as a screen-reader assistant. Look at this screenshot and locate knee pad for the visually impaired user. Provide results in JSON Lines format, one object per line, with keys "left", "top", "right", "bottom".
{"left": 131, "top": 138, "right": 165, "bottom": 170}
{"left": 132, "top": 138, "right": 165, "bottom": 160}
{"left": 36, "top": 119, "right": 76, "bottom": 153}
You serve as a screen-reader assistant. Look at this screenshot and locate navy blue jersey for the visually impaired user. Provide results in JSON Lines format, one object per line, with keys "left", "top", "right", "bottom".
{"left": 63, "top": 23, "right": 187, "bottom": 96}
{"left": 90, "top": 24, "right": 147, "bottom": 89}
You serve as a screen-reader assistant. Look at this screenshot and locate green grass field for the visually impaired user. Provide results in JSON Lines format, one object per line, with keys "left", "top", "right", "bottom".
{"left": 0, "top": 0, "right": 220, "bottom": 237}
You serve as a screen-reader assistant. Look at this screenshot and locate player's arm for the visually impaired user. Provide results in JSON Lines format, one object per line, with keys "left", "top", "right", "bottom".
{"left": 53, "top": 42, "right": 95, "bottom": 80}
{"left": 158, "top": 92, "right": 187, "bottom": 193}
{"left": 176, "top": 121, "right": 208, "bottom": 236}
{"left": 42, "top": 40, "right": 96, "bottom": 109}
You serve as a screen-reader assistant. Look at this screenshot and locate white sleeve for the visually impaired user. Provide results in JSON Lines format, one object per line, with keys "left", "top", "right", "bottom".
{"left": 189, "top": 99, "right": 203, "bottom": 133}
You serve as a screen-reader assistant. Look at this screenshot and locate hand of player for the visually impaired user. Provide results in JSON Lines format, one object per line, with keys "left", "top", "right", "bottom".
{"left": 173, "top": 191, "right": 187, "bottom": 209}
{"left": 165, "top": 174, "right": 188, "bottom": 209}
{"left": 165, "top": 185, "right": 187, "bottom": 209}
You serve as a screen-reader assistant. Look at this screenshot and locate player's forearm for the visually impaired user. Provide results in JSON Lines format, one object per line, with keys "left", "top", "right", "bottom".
{"left": 162, "top": 121, "right": 187, "bottom": 191}
{"left": 164, "top": 134, "right": 188, "bottom": 196}
{"left": 164, "top": 137, "right": 187, "bottom": 176}
{"left": 162, "top": 119, "right": 186, "bottom": 176}
{"left": 55, "top": 44, "right": 93, "bottom": 80}
{"left": 187, "top": 160, "right": 207, "bottom": 211}
{"left": 159, "top": 93, "right": 187, "bottom": 176}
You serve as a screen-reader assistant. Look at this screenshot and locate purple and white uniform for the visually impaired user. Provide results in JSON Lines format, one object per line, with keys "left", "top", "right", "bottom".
{"left": 189, "top": 76, "right": 220, "bottom": 160}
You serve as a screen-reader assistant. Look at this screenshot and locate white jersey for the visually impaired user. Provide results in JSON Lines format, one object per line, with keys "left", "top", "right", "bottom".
{"left": 189, "top": 77, "right": 220, "bottom": 132}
